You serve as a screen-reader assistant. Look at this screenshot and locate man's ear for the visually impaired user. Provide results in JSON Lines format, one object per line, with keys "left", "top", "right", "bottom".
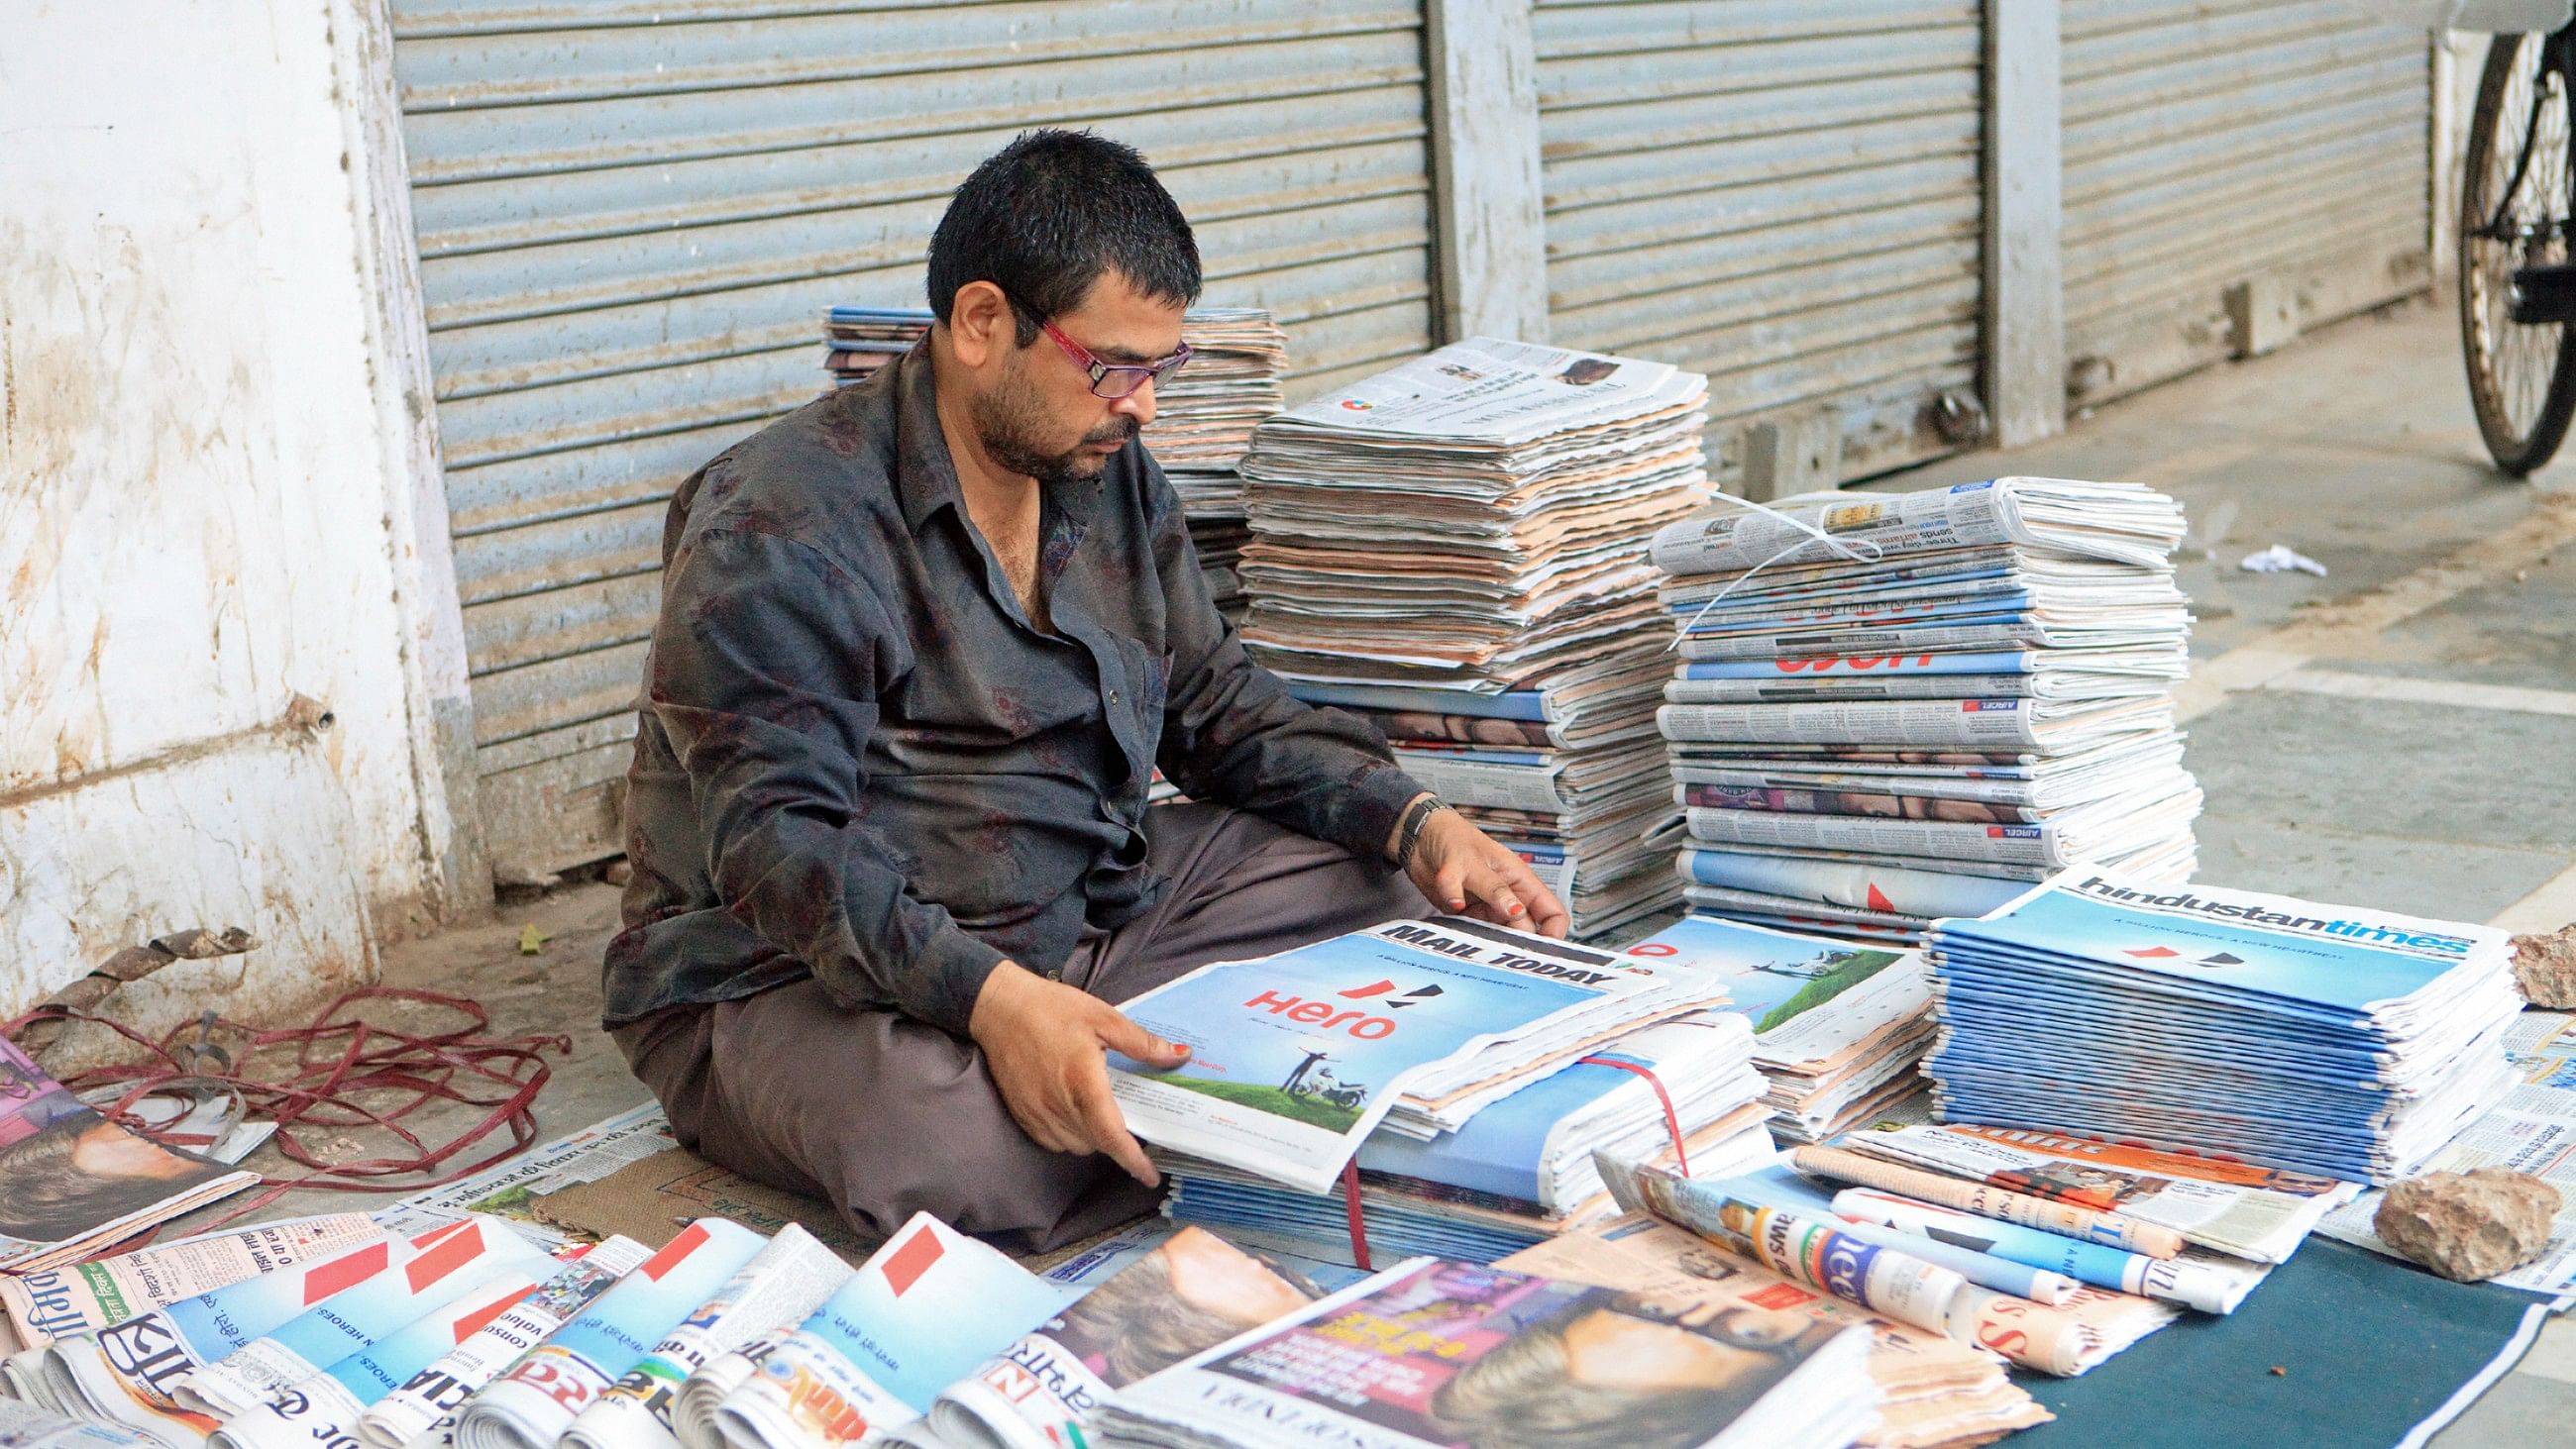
{"left": 947, "top": 280, "right": 1015, "bottom": 368}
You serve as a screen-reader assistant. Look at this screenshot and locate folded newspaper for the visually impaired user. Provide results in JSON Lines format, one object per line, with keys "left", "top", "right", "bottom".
{"left": 1924, "top": 871, "right": 2524, "bottom": 1184}
{"left": 1109, "top": 918, "right": 1685, "bottom": 1193}
{"left": 0, "top": 1215, "right": 382, "bottom": 1353}
{"left": 1089, "top": 1256, "right": 1878, "bottom": 1449}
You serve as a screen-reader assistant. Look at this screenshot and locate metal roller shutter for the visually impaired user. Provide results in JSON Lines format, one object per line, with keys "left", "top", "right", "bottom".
{"left": 386, "top": 0, "right": 1439, "bottom": 881}
{"left": 2062, "top": 2, "right": 2431, "bottom": 407}
{"left": 1531, "top": 0, "right": 1986, "bottom": 486}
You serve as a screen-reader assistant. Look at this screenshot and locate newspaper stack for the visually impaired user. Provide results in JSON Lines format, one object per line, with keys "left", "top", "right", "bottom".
{"left": 1090, "top": 1256, "right": 1878, "bottom": 1449}
{"left": 1241, "top": 338, "right": 1712, "bottom": 938}
{"left": 1162, "top": 1013, "right": 1776, "bottom": 1268}
{"left": 818, "top": 305, "right": 1284, "bottom": 624}
{"left": 1647, "top": 476, "right": 2203, "bottom": 943}
{"left": 1625, "top": 913, "right": 1938, "bottom": 1142}
{"left": 1110, "top": 918, "right": 1727, "bottom": 1196}
{"left": 1924, "top": 872, "right": 2524, "bottom": 1184}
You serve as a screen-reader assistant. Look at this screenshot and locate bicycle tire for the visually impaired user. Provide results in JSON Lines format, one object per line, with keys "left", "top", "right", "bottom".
{"left": 2460, "top": 33, "right": 2576, "bottom": 476}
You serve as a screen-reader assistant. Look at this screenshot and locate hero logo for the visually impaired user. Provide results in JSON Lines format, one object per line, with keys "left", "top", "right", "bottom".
{"left": 2122, "top": 945, "right": 2247, "bottom": 968}
{"left": 1244, "top": 984, "right": 1408, "bottom": 1039}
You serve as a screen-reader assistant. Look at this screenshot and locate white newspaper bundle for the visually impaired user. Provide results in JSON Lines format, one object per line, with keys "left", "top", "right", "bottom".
{"left": 1681, "top": 780, "right": 2203, "bottom": 871}
{"left": 2319, "top": 1009, "right": 2576, "bottom": 1293}
{"left": 1111, "top": 918, "right": 1692, "bottom": 1193}
{"left": 205, "top": 1270, "right": 554, "bottom": 1449}
{"left": 356, "top": 1236, "right": 653, "bottom": 1449}
{"left": 1164, "top": 1013, "right": 1777, "bottom": 1269}
{"left": 1827, "top": 1116, "right": 2361, "bottom": 1264}
{"left": 1502, "top": 1214, "right": 2052, "bottom": 1449}
{"left": 1621, "top": 914, "right": 1938, "bottom": 1142}
{"left": 0, "top": 1397, "right": 142, "bottom": 1447}
{"left": 43, "top": 1221, "right": 486, "bottom": 1447}
{"left": 703, "top": 1213, "right": 1069, "bottom": 1449}
{"left": 560, "top": 1225, "right": 851, "bottom": 1449}
{"left": 0, "top": 1215, "right": 382, "bottom": 1351}
{"left": 1090, "top": 1256, "right": 1877, "bottom": 1449}
{"left": 1599, "top": 1156, "right": 2178, "bottom": 1377}
{"left": 1649, "top": 478, "right": 2187, "bottom": 575}
{"left": 923, "top": 1225, "right": 1324, "bottom": 1449}
{"left": 451, "top": 1217, "right": 766, "bottom": 1449}
{"left": 177, "top": 1216, "right": 558, "bottom": 1420}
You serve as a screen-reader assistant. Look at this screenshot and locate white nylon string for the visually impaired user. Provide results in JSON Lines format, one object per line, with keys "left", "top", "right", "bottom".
{"left": 1666, "top": 491, "right": 1886, "bottom": 651}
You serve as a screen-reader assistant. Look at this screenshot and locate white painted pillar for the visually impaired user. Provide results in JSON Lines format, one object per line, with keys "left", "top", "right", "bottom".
{"left": 1425, "top": 0, "right": 1551, "bottom": 343}
{"left": 1984, "top": 0, "right": 2067, "bottom": 448}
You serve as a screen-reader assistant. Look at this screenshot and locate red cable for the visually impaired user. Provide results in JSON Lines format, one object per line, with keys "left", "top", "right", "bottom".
{"left": 4, "top": 987, "right": 569, "bottom": 1223}
{"left": 1338, "top": 1157, "right": 1373, "bottom": 1273}
{"left": 1579, "top": 1056, "right": 1690, "bottom": 1177}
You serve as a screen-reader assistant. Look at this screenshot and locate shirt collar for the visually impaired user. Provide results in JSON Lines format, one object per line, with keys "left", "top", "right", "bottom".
{"left": 894, "top": 340, "right": 1119, "bottom": 535}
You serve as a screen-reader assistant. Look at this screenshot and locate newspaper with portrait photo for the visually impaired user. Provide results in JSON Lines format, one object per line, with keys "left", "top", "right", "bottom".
{"left": 0, "top": 1037, "right": 256, "bottom": 1275}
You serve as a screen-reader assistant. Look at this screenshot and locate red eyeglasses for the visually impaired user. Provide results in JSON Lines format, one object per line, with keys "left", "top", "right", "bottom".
{"left": 1035, "top": 316, "right": 1192, "bottom": 399}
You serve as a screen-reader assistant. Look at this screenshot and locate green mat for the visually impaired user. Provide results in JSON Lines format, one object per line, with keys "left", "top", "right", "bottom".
{"left": 2013, "top": 1237, "right": 2560, "bottom": 1449}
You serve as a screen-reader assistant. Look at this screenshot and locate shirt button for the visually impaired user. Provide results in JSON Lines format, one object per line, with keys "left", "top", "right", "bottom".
{"left": 1043, "top": 968, "right": 1063, "bottom": 981}
{"left": 1108, "top": 689, "right": 1121, "bottom": 703}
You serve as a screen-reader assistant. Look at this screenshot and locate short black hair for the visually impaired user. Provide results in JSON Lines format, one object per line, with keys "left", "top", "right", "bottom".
{"left": 926, "top": 129, "right": 1202, "bottom": 346}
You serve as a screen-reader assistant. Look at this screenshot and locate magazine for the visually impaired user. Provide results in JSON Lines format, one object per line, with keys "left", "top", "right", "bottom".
{"left": 0, "top": 1037, "right": 256, "bottom": 1274}
{"left": 1498, "top": 1217, "right": 2051, "bottom": 1449}
{"left": 1090, "top": 1257, "right": 1876, "bottom": 1449}
{"left": 1108, "top": 919, "right": 1656, "bottom": 1193}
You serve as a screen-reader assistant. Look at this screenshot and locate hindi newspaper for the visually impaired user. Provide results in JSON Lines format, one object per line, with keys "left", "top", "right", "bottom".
{"left": 2318, "top": 1009, "right": 2576, "bottom": 1294}
{"left": 0, "top": 1216, "right": 382, "bottom": 1352}
{"left": 1108, "top": 919, "right": 1655, "bottom": 1193}
{"left": 357, "top": 1237, "right": 652, "bottom": 1449}
{"left": 203, "top": 1273, "right": 551, "bottom": 1449}
{"left": 926, "top": 1225, "right": 1325, "bottom": 1449}
{"left": 0, "top": 1037, "right": 256, "bottom": 1274}
{"left": 705, "top": 1214, "right": 1069, "bottom": 1449}
{"left": 1090, "top": 1257, "right": 1877, "bottom": 1449}
{"left": 1790, "top": 1145, "right": 2188, "bottom": 1258}
{"left": 560, "top": 1225, "right": 851, "bottom": 1449}
{"left": 452, "top": 1218, "right": 766, "bottom": 1449}
{"left": 176, "top": 1217, "right": 557, "bottom": 1420}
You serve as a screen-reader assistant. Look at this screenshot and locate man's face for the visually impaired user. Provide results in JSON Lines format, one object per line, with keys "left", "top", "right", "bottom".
{"left": 967, "top": 270, "right": 1185, "bottom": 485}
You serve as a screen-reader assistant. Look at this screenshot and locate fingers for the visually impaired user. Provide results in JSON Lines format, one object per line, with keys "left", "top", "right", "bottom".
{"left": 1429, "top": 856, "right": 1471, "bottom": 915}
{"left": 1455, "top": 858, "right": 1528, "bottom": 925}
{"left": 1096, "top": 1004, "right": 1191, "bottom": 1070}
{"left": 1486, "top": 849, "right": 1570, "bottom": 939}
{"left": 1074, "top": 1057, "right": 1159, "bottom": 1187}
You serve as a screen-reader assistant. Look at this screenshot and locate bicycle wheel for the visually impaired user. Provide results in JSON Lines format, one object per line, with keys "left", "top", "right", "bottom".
{"left": 2461, "top": 33, "right": 2576, "bottom": 476}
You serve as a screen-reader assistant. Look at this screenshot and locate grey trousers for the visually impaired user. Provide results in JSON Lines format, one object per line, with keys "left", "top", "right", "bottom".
{"left": 610, "top": 803, "right": 1431, "bottom": 1254}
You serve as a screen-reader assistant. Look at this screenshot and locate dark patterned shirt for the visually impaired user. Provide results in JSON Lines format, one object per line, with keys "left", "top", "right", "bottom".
{"left": 603, "top": 347, "right": 1425, "bottom": 1035}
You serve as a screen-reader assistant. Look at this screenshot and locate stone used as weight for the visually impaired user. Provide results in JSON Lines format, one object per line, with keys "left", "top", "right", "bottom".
{"left": 2511, "top": 924, "right": 2576, "bottom": 1008}
{"left": 2374, "top": 1168, "right": 2561, "bottom": 1283}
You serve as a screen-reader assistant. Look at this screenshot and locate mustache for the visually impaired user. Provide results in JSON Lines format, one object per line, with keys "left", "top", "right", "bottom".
{"left": 1085, "top": 417, "right": 1141, "bottom": 447}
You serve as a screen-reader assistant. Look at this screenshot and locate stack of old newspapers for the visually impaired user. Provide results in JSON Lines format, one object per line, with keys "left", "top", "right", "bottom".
{"left": 1624, "top": 912, "right": 1941, "bottom": 1142}
{"left": 1924, "top": 872, "right": 2524, "bottom": 1184}
{"left": 1240, "top": 338, "right": 1712, "bottom": 938}
{"left": 1648, "top": 477, "right": 2201, "bottom": 942}
{"left": 820, "top": 305, "right": 1286, "bottom": 623}
{"left": 1120, "top": 918, "right": 1767, "bottom": 1267}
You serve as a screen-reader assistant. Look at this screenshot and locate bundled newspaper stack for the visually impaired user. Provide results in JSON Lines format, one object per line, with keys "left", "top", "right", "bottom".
{"left": 1648, "top": 477, "right": 2201, "bottom": 942}
{"left": 1625, "top": 914, "right": 1940, "bottom": 1142}
{"left": 818, "top": 305, "right": 1286, "bottom": 624}
{"left": 1924, "top": 872, "right": 2524, "bottom": 1184}
{"left": 1241, "top": 338, "right": 1712, "bottom": 938}
{"left": 1162, "top": 1013, "right": 1775, "bottom": 1267}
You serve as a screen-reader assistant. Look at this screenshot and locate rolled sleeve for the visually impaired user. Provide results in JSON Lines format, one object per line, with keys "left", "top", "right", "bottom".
{"left": 647, "top": 526, "right": 1008, "bottom": 1034}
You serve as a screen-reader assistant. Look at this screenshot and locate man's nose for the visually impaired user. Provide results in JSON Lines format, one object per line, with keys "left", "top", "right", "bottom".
{"left": 1113, "top": 377, "right": 1157, "bottom": 429}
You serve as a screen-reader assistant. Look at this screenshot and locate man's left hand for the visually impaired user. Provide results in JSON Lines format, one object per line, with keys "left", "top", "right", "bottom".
{"left": 1399, "top": 802, "right": 1571, "bottom": 939}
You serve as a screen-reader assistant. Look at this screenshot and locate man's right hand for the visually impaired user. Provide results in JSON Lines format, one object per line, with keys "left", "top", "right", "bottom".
{"left": 967, "top": 962, "right": 1190, "bottom": 1187}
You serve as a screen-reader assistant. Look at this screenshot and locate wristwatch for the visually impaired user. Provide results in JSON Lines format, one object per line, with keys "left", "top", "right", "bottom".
{"left": 1392, "top": 793, "right": 1449, "bottom": 872}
